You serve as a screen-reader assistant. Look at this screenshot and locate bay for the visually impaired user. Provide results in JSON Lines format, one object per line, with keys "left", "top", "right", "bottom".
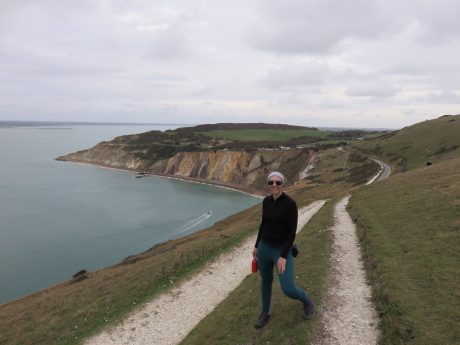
{"left": 0, "top": 125, "right": 260, "bottom": 304}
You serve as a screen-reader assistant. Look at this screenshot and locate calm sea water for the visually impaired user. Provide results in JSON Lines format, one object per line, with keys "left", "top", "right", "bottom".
{"left": 0, "top": 125, "right": 260, "bottom": 304}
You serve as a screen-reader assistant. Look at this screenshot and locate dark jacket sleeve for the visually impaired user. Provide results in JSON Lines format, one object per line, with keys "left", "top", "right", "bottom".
{"left": 280, "top": 199, "right": 298, "bottom": 258}
{"left": 255, "top": 198, "right": 266, "bottom": 248}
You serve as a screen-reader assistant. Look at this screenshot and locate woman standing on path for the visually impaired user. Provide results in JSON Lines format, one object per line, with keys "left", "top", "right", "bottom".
{"left": 252, "top": 171, "right": 315, "bottom": 329}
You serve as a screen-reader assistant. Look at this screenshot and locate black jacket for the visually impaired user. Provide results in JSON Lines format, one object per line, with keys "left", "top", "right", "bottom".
{"left": 255, "top": 192, "right": 298, "bottom": 258}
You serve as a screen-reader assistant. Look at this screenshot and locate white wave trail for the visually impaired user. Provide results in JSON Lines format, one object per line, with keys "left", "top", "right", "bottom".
{"left": 161, "top": 211, "right": 213, "bottom": 242}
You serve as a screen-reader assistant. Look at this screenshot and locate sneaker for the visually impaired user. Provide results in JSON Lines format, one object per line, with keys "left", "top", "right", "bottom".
{"left": 254, "top": 312, "right": 270, "bottom": 329}
{"left": 303, "top": 302, "right": 315, "bottom": 320}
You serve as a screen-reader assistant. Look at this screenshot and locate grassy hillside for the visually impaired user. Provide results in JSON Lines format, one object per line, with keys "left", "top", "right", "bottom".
{"left": 348, "top": 156, "right": 460, "bottom": 345}
{"left": 201, "top": 128, "right": 382, "bottom": 144}
{"left": 201, "top": 129, "right": 333, "bottom": 141}
{"left": 353, "top": 114, "right": 460, "bottom": 171}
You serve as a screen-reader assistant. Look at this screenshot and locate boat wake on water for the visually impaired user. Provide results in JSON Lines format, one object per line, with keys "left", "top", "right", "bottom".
{"left": 0, "top": 211, "right": 214, "bottom": 264}
{"left": 162, "top": 211, "right": 213, "bottom": 241}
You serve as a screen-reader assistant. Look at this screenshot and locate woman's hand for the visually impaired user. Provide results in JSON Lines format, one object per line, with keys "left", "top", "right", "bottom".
{"left": 277, "top": 257, "right": 286, "bottom": 274}
{"left": 252, "top": 247, "right": 258, "bottom": 259}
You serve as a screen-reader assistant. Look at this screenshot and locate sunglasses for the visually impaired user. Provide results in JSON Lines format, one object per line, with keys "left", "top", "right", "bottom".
{"left": 268, "top": 180, "right": 282, "bottom": 186}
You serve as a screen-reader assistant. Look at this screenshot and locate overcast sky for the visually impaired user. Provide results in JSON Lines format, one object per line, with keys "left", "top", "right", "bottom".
{"left": 1, "top": 0, "right": 459, "bottom": 128}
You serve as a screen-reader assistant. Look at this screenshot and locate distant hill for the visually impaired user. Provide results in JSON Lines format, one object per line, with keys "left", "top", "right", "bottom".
{"left": 353, "top": 114, "right": 460, "bottom": 171}
{"left": 58, "top": 122, "right": 382, "bottom": 169}
{"left": 178, "top": 122, "right": 318, "bottom": 131}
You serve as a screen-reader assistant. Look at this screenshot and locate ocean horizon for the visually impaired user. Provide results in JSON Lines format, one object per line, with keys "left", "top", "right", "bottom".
{"left": 0, "top": 120, "right": 397, "bottom": 132}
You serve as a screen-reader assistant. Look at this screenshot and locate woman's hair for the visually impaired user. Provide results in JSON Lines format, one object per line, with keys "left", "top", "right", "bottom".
{"left": 267, "top": 171, "right": 286, "bottom": 185}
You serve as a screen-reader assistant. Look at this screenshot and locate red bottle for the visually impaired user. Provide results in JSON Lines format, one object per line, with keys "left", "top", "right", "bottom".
{"left": 252, "top": 258, "right": 258, "bottom": 273}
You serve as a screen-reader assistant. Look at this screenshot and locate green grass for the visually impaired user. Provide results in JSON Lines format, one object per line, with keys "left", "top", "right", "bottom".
{"left": 182, "top": 196, "right": 339, "bottom": 345}
{"left": 348, "top": 156, "right": 460, "bottom": 345}
{"left": 201, "top": 129, "right": 333, "bottom": 141}
{"left": 297, "top": 140, "right": 351, "bottom": 148}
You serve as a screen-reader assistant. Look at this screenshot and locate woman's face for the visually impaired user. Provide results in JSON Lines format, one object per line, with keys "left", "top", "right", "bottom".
{"left": 268, "top": 176, "right": 283, "bottom": 197}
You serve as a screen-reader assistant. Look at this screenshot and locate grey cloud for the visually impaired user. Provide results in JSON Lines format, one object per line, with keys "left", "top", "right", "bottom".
{"left": 425, "top": 90, "right": 460, "bottom": 104}
{"left": 146, "top": 24, "right": 192, "bottom": 60}
{"left": 345, "top": 81, "right": 398, "bottom": 98}
{"left": 1, "top": 0, "right": 459, "bottom": 128}
{"left": 247, "top": 0, "right": 402, "bottom": 54}
{"left": 0, "top": 1, "right": 194, "bottom": 66}
{"left": 0, "top": 51, "right": 116, "bottom": 78}
{"left": 246, "top": 0, "right": 460, "bottom": 55}
{"left": 259, "top": 62, "right": 330, "bottom": 91}
{"left": 410, "top": 1, "right": 460, "bottom": 44}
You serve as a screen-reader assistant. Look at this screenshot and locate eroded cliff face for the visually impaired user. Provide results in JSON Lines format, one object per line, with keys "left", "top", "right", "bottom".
{"left": 57, "top": 142, "right": 147, "bottom": 170}
{"left": 57, "top": 143, "right": 312, "bottom": 188}
{"left": 154, "top": 150, "right": 310, "bottom": 187}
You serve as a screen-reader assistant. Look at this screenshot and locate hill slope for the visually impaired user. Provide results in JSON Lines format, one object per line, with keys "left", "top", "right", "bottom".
{"left": 353, "top": 114, "right": 460, "bottom": 171}
{"left": 348, "top": 155, "right": 460, "bottom": 344}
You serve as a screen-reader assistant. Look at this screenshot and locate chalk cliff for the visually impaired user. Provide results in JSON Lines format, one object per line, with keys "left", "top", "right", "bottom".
{"left": 57, "top": 141, "right": 145, "bottom": 170}
{"left": 153, "top": 149, "right": 310, "bottom": 188}
{"left": 57, "top": 142, "right": 312, "bottom": 189}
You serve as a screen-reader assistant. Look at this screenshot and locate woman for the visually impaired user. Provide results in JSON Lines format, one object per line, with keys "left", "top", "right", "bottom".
{"left": 252, "top": 171, "right": 315, "bottom": 329}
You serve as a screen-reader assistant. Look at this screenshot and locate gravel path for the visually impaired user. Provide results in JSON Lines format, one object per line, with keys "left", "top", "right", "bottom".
{"left": 311, "top": 196, "right": 379, "bottom": 345}
{"left": 84, "top": 200, "right": 326, "bottom": 345}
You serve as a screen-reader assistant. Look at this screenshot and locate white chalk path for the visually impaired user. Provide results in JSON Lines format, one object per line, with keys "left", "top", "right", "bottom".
{"left": 311, "top": 196, "right": 379, "bottom": 345}
{"left": 85, "top": 200, "right": 327, "bottom": 345}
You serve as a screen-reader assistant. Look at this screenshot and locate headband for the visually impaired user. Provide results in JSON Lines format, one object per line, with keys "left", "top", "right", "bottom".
{"left": 267, "top": 171, "right": 286, "bottom": 185}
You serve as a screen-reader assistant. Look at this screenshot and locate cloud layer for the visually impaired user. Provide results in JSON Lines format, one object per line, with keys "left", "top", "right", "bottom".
{"left": 0, "top": 0, "right": 459, "bottom": 128}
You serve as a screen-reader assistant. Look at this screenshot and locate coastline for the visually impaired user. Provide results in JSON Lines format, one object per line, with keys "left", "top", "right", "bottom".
{"left": 61, "top": 160, "right": 266, "bottom": 198}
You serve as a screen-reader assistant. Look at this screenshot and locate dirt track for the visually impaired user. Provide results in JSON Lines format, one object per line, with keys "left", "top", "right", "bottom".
{"left": 311, "top": 196, "right": 379, "bottom": 345}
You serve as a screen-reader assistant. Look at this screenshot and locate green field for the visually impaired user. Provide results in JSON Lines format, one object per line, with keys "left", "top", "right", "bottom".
{"left": 201, "top": 129, "right": 333, "bottom": 141}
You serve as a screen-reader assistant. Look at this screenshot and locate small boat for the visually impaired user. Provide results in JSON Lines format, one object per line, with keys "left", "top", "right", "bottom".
{"left": 135, "top": 171, "right": 148, "bottom": 178}
{"left": 206, "top": 211, "right": 212, "bottom": 215}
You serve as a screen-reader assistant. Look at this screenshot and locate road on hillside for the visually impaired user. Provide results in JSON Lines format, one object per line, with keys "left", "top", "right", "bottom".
{"left": 370, "top": 158, "right": 392, "bottom": 182}
{"left": 337, "top": 146, "right": 392, "bottom": 184}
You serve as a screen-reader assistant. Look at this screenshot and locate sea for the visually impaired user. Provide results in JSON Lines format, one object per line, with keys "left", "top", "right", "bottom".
{"left": 0, "top": 124, "right": 260, "bottom": 304}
